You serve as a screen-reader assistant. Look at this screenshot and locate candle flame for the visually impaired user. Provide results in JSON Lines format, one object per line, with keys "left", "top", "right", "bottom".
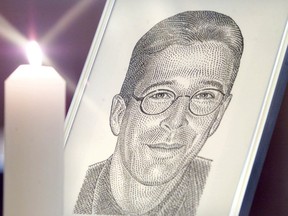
{"left": 26, "top": 41, "right": 43, "bottom": 66}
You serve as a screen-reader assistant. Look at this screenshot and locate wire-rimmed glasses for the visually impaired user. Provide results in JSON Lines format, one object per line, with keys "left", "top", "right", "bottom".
{"left": 133, "top": 88, "right": 225, "bottom": 116}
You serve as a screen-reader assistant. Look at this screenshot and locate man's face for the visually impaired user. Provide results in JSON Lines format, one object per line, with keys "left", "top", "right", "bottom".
{"left": 111, "top": 41, "right": 235, "bottom": 185}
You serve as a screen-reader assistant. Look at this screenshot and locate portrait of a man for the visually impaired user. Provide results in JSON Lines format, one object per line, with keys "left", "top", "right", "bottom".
{"left": 74, "top": 10, "right": 244, "bottom": 215}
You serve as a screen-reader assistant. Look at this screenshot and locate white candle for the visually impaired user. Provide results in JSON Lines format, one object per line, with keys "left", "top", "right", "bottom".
{"left": 4, "top": 41, "right": 65, "bottom": 216}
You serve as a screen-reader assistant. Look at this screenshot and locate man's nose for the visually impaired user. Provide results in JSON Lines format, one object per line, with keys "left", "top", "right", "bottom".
{"left": 160, "top": 96, "right": 189, "bottom": 131}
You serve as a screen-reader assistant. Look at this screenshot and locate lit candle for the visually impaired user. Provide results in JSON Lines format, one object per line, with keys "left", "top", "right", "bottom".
{"left": 4, "top": 41, "right": 65, "bottom": 216}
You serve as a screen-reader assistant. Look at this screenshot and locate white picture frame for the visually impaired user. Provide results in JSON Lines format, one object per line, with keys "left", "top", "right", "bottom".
{"left": 64, "top": 0, "right": 288, "bottom": 215}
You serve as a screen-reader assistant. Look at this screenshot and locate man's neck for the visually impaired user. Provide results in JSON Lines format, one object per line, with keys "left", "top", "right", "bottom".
{"left": 109, "top": 148, "right": 185, "bottom": 215}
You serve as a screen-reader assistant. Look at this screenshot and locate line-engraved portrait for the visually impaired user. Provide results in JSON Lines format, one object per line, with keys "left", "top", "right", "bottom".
{"left": 74, "top": 10, "right": 244, "bottom": 215}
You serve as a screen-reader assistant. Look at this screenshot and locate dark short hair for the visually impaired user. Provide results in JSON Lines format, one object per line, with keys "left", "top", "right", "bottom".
{"left": 120, "top": 11, "right": 244, "bottom": 104}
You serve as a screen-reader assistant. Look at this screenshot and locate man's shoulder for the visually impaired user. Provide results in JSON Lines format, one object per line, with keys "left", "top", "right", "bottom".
{"left": 86, "top": 159, "right": 108, "bottom": 177}
{"left": 80, "top": 158, "right": 112, "bottom": 191}
{"left": 74, "top": 158, "right": 111, "bottom": 214}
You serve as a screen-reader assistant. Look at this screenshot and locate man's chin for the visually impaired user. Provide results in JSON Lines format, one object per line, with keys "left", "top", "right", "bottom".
{"left": 129, "top": 164, "right": 184, "bottom": 186}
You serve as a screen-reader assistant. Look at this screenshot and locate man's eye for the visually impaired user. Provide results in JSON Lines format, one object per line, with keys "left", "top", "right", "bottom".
{"left": 149, "top": 92, "right": 173, "bottom": 99}
{"left": 194, "top": 92, "right": 215, "bottom": 99}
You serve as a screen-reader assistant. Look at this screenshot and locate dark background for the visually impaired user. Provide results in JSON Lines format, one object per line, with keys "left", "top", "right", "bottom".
{"left": 0, "top": 0, "right": 287, "bottom": 215}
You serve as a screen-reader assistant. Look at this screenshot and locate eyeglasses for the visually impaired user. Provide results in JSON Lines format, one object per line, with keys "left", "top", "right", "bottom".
{"left": 132, "top": 88, "right": 225, "bottom": 116}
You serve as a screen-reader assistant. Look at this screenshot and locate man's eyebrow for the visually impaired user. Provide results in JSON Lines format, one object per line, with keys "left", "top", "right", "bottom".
{"left": 141, "top": 80, "right": 175, "bottom": 95}
{"left": 139, "top": 80, "right": 224, "bottom": 96}
{"left": 199, "top": 80, "right": 224, "bottom": 91}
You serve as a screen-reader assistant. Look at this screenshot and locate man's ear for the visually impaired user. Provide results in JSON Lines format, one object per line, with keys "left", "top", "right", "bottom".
{"left": 208, "top": 94, "right": 232, "bottom": 137}
{"left": 110, "top": 94, "right": 126, "bottom": 136}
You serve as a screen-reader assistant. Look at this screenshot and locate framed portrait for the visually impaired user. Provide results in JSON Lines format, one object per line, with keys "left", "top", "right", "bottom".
{"left": 64, "top": 0, "right": 288, "bottom": 215}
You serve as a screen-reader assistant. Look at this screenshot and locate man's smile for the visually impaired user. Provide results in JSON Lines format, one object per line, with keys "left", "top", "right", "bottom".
{"left": 147, "top": 143, "right": 184, "bottom": 150}
{"left": 145, "top": 143, "right": 185, "bottom": 158}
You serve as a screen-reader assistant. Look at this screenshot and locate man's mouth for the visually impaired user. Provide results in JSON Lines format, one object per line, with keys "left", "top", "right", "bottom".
{"left": 147, "top": 143, "right": 184, "bottom": 150}
{"left": 145, "top": 143, "right": 185, "bottom": 159}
